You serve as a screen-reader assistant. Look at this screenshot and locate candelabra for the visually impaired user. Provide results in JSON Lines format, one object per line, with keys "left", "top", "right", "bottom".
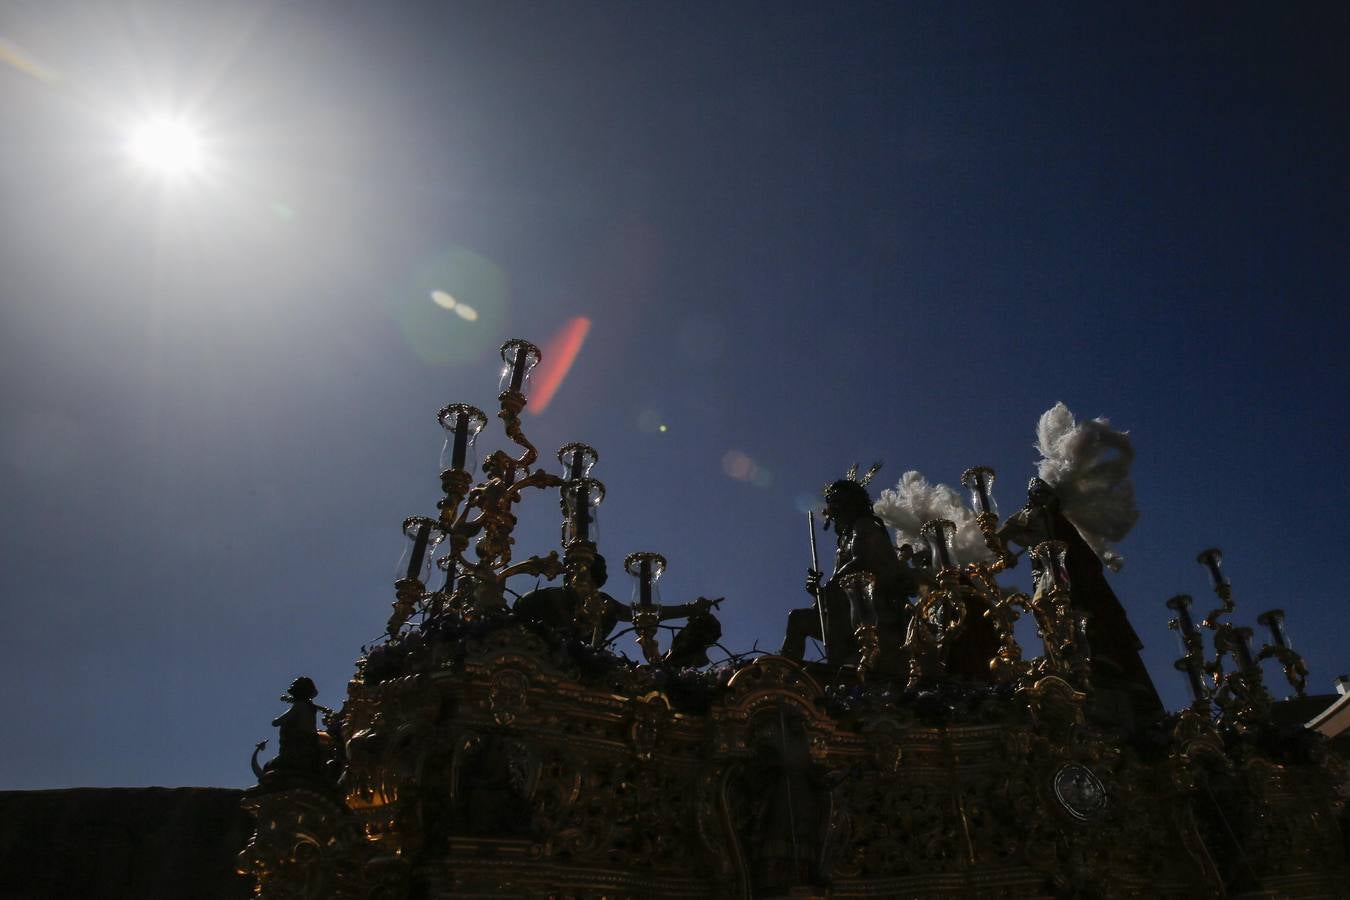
{"left": 1256, "top": 608, "right": 1309, "bottom": 697}
{"left": 962, "top": 466, "right": 1015, "bottom": 572}
{"left": 625, "top": 552, "right": 667, "bottom": 664}
{"left": 900, "top": 470, "right": 1091, "bottom": 694}
{"left": 559, "top": 442, "right": 606, "bottom": 646}
{"left": 1166, "top": 548, "right": 1309, "bottom": 731}
{"left": 387, "top": 515, "right": 446, "bottom": 635}
{"left": 385, "top": 338, "right": 651, "bottom": 637}
{"left": 1166, "top": 594, "right": 1211, "bottom": 712}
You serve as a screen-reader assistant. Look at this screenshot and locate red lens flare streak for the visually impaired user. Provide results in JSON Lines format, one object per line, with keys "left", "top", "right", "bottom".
{"left": 528, "top": 316, "right": 591, "bottom": 414}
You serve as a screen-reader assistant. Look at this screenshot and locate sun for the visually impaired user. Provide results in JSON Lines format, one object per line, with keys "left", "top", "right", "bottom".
{"left": 125, "top": 117, "right": 206, "bottom": 177}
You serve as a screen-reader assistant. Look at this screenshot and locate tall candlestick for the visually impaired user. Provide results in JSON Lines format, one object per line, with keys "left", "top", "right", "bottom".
{"left": 498, "top": 339, "right": 541, "bottom": 398}
{"left": 639, "top": 557, "right": 653, "bottom": 607}
{"left": 451, "top": 412, "right": 469, "bottom": 470}
{"left": 437, "top": 404, "right": 487, "bottom": 473}
{"left": 921, "top": 519, "right": 958, "bottom": 571}
{"left": 1197, "top": 548, "right": 1228, "bottom": 590}
{"left": 961, "top": 466, "right": 997, "bottom": 517}
{"left": 1166, "top": 594, "right": 1198, "bottom": 641}
{"left": 1175, "top": 656, "right": 1209, "bottom": 705}
{"left": 406, "top": 522, "right": 431, "bottom": 581}
{"left": 1257, "top": 609, "right": 1290, "bottom": 649}
{"left": 563, "top": 478, "right": 605, "bottom": 547}
{"left": 510, "top": 344, "right": 528, "bottom": 392}
{"left": 575, "top": 482, "right": 591, "bottom": 542}
{"left": 1231, "top": 627, "right": 1256, "bottom": 670}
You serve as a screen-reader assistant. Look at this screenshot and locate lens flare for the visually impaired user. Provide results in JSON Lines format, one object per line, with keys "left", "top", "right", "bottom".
{"left": 529, "top": 316, "right": 591, "bottom": 414}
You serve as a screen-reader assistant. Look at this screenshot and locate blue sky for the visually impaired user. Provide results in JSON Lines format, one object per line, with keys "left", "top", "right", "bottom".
{"left": 1, "top": 1, "right": 1346, "bottom": 788}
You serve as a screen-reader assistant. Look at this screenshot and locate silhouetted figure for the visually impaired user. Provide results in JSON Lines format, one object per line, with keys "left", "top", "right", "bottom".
{"left": 781, "top": 477, "right": 916, "bottom": 668}
{"left": 515, "top": 555, "right": 723, "bottom": 662}
{"left": 1000, "top": 478, "right": 1164, "bottom": 724}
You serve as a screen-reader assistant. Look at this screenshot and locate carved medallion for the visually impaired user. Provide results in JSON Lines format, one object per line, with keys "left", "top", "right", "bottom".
{"left": 1052, "top": 763, "right": 1106, "bottom": 821}
{"left": 489, "top": 668, "right": 530, "bottom": 726}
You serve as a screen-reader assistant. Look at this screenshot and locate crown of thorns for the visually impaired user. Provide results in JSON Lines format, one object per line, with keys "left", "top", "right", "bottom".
{"left": 822, "top": 461, "right": 883, "bottom": 501}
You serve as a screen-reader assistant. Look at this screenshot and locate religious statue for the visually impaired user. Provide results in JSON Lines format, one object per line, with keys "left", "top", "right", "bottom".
{"left": 781, "top": 466, "right": 917, "bottom": 672}
{"left": 514, "top": 554, "right": 723, "bottom": 662}
{"left": 248, "top": 676, "right": 334, "bottom": 791}
{"left": 999, "top": 477, "right": 1164, "bottom": 723}
{"left": 662, "top": 596, "right": 723, "bottom": 668}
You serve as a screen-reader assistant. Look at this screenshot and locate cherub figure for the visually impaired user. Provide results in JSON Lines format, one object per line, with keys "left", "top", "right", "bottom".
{"left": 250, "top": 676, "right": 333, "bottom": 788}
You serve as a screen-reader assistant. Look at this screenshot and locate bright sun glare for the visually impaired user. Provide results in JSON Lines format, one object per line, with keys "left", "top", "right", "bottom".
{"left": 126, "top": 117, "right": 206, "bottom": 176}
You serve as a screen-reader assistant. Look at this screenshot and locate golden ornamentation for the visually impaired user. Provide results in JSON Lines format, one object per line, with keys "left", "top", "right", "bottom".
{"left": 242, "top": 343, "right": 1349, "bottom": 898}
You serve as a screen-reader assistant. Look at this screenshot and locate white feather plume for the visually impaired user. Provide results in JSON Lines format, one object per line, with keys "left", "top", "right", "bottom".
{"left": 873, "top": 471, "right": 992, "bottom": 564}
{"left": 1034, "top": 401, "right": 1138, "bottom": 571}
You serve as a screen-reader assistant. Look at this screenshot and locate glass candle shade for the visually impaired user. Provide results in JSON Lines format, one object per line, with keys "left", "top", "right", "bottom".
{"left": 1257, "top": 609, "right": 1290, "bottom": 649}
{"left": 921, "top": 519, "right": 959, "bottom": 571}
{"left": 558, "top": 442, "right": 599, "bottom": 481}
{"left": 397, "top": 516, "right": 445, "bottom": 583}
{"left": 839, "top": 571, "right": 878, "bottom": 626}
{"left": 624, "top": 551, "right": 667, "bottom": 608}
{"left": 1230, "top": 627, "right": 1256, "bottom": 670}
{"left": 1174, "top": 656, "right": 1210, "bottom": 704}
{"left": 1032, "top": 541, "right": 1071, "bottom": 591}
{"left": 498, "top": 338, "right": 542, "bottom": 396}
{"left": 1165, "top": 594, "right": 1198, "bottom": 640}
{"left": 437, "top": 404, "right": 488, "bottom": 472}
{"left": 961, "top": 466, "right": 998, "bottom": 517}
{"left": 562, "top": 477, "right": 605, "bottom": 545}
{"left": 1196, "top": 548, "right": 1229, "bottom": 589}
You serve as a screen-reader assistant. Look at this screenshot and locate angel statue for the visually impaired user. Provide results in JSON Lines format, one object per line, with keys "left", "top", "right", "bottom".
{"left": 997, "top": 403, "right": 1164, "bottom": 725}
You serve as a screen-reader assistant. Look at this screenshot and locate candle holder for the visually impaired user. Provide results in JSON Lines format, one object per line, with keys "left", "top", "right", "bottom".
{"left": 921, "top": 519, "right": 959, "bottom": 574}
{"left": 977, "top": 575, "right": 1032, "bottom": 685}
{"left": 498, "top": 338, "right": 542, "bottom": 397}
{"left": 558, "top": 442, "right": 599, "bottom": 481}
{"left": 565, "top": 539, "right": 603, "bottom": 645}
{"left": 1256, "top": 609, "right": 1309, "bottom": 697}
{"left": 839, "top": 571, "right": 880, "bottom": 681}
{"left": 1167, "top": 547, "right": 1279, "bottom": 731}
{"left": 625, "top": 552, "right": 667, "bottom": 664}
{"left": 437, "top": 403, "right": 487, "bottom": 523}
{"left": 496, "top": 339, "right": 543, "bottom": 471}
{"left": 562, "top": 478, "right": 605, "bottom": 547}
{"left": 1166, "top": 594, "right": 1203, "bottom": 654}
{"left": 422, "top": 339, "right": 569, "bottom": 623}
{"left": 1167, "top": 593, "right": 1214, "bottom": 708}
{"left": 389, "top": 516, "right": 446, "bottom": 635}
{"left": 428, "top": 553, "right": 458, "bottom": 620}
{"left": 1196, "top": 548, "right": 1234, "bottom": 627}
{"left": 1028, "top": 541, "right": 1080, "bottom": 679}
{"left": 962, "top": 466, "right": 1014, "bottom": 572}
{"left": 1174, "top": 655, "right": 1212, "bottom": 711}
